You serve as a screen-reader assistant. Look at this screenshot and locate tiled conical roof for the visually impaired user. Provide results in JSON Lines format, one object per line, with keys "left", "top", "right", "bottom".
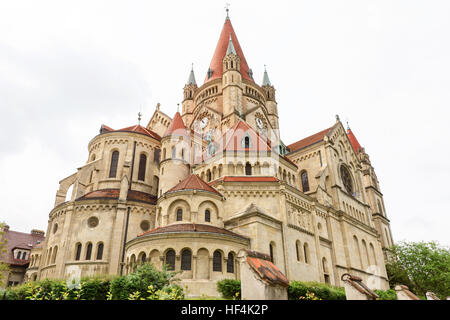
{"left": 163, "top": 112, "right": 188, "bottom": 137}
{"left": 204, "top": 18, "right": 252, "bottom": 83}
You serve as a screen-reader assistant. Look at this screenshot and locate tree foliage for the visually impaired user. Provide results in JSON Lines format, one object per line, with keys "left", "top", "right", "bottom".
{"left": 386, "top": 241, "right": 450, "bottom": 299}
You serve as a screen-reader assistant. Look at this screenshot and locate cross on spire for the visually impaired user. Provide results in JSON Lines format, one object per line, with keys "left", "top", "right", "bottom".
{"left": 138, "top": 112, "right": 142, "bottom": 125}
{"left": 225, "top": 3, "right": 230, "bottom": 19}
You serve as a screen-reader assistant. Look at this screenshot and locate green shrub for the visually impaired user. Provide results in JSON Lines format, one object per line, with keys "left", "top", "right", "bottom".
{"left": 109, "top": 263, "right": 180, "bottom": 300}
{"left": 217, "top": 279, "right": 241, "bottom": 300}
{"left": 374, "top": 289, "right": 397, "bottom": 300}
{"left": 288, "top": 281, "right": 346, "bottom": 300}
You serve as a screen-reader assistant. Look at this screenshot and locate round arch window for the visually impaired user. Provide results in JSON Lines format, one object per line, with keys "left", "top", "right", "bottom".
{"left": 340, "top": 165, "right": 353, "bottom": 194}
{"left": 87, "top": 216, "right": 99, "bottom": 228}
{"left": 53, "top": 223, "right": 58, "bottom": 234}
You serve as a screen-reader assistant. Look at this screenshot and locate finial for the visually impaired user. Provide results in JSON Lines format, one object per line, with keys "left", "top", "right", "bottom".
{"left": 346, "top": 120, "right": 350, "bottom": 130}
{"left": 336, "top": 115, "right": 340, "bottom": 122}
{"left": 177, "top": 103, "right": 180, "bottom": 113}
{"left": 138, "top": 112, "right": 142, "bottom": 125}
{"left": 225, "top": 3, "right": 230, "bottom": 19}
{"left": 156, "top": 103, "right": 160, "bottom": 111}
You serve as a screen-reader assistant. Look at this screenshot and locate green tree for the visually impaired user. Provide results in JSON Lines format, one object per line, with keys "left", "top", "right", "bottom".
{"left": 0, "top": 222, "right": 10, "bottom": 287}
{"left": 386, "top": 241, "right": 450, "bottom": 299}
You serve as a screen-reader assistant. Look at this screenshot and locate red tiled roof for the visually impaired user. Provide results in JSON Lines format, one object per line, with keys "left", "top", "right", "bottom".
{"left": 204, "top": 18, "right": 252, "bottom": 84}
{"left": 1, "top": 229, "right": 45, "bottom": 266}
{"left": 163, "top": 112, "right": 188, "bottom": 138}
{"left": 245, "top": 250, "right": 289, "bottom": 287}
{"left": 347, "top": 128, "right": 363, "bottom": 153}
{"left": 101, "top": 124, "right": 161, "bottom": 140}
{"left": 287, "top": 127, "right": 332, "bottom": 153}
{"left": 166, "top": 174, "right": 223, "bottom": 197}
{"left": 138, "top": 223, "right": 249, "bottom": 240}
{"left": 76, "top": 189, "right": 157, "bottom": 205}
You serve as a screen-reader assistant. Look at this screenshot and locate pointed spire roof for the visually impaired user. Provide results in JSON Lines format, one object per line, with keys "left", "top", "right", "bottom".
{"left": 347, "top": 127, "right": 363, "bottom": 153}
{"left": 204, "top": 17, "right": 252, "bottom": 83}
{"left": 163, "top": 112, "right": 188, "bottom": 137}
{"left": 262, "top": 66, "right": 271, "bottom": 86}
{"left": 226, "top": 34, "right": 237, "bottom": 55}
{"left": 187, "top": 64, "right": 197, "bottom": 86}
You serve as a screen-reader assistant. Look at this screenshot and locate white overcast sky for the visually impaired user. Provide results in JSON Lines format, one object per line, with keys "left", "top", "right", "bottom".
{"left": 0, "top": 0, "right": 449, "bottom": 246}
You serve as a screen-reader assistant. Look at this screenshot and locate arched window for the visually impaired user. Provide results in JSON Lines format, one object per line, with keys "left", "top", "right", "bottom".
{"left": 154, "top": 148, "right": 160, "bottom": 164}
{"left": 242, "top": 135, "right": 251, "bottom": 149}
{"left": 207, "top": 170, "right": 212, "bottom": 182}
{"left": 171, "top": 147, "right": 176, "bottom": 159}
{"left": 51, "top": 247, "right": 57, "bottom": 264}
{"left": 109, "top": 151, "right": 119, "bottom": 178}
{"left": 16, "top": 251, "right": 21, "bottom": 259}
{"left": 301, "top": 171, "right": 309, "bottom": 192}
{"left": 245, "top": 162, "right": 252, "bottom": 176}
{"left": 227, "top": 253, "right": 235, "bottom": 273}
{"left": 205, "top": 209, "right": 211, "bottom": 222}
{"left": 176, "top": 208, "right": 183, "bottom": 221}
{"left": 165, "top": 250, "right": 175, "bottom": 271}
{"left": 85, "top": 243, "right": 92, "bottom": 260}
{"left": 141, "top": 253, "right": 147, "bottom": 264}
{"left": 353, "top": 236, "right": 362, "bottom": 268}
{"left": 138, "top": 154, "right": 147, "bottom": 181}
{"left": 322, "top": 257, "right": 330, "bottom": 283}
{"left": 296, "top": 241, "right": 301, "bottom": 262}
{"left": 269, "top": 243, "right": 275, "bottom": 263}
{"left": 181, "top": 249, "right": 192, "bottom": 271}
{"left": 181, "top": 148, "right": 185, "bottom": 160}
{"left": 340, "top": 165, "right": 353, "bottom": 194}
{"left": 22, "top": 251, "right": 27, "bottom": 260}
{"left": 75, "top": 243, "right": 82, "bottom": 261}
{"left": 96, "top": 243, "right": 104, "bottom": 260}
{"left": 213, "top": 251, "right": 222, "bottom": 272}
{"left": 303, "top": 243, "right": 309, "bottom": 264}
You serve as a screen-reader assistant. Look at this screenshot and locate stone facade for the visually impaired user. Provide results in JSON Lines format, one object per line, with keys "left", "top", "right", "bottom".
{"left": 26, "top": 14, "right": 394, "bottom": 297}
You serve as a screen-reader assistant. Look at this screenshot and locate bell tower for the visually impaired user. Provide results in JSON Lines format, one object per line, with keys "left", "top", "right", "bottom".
{"left": 222, "top": 34, "right": 243, "bottom": 120}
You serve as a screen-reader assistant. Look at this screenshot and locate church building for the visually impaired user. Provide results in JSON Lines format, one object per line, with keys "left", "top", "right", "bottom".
{"left": 25, "top": 12, "right": 394, "bottom": 297}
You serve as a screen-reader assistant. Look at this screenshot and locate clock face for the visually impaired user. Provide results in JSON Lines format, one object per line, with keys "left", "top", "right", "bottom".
{"left": 200, "top": 117, "right": 209, "bottom": 129}
{"left": 256, "top": 117, "right": 264, "bottom": 129}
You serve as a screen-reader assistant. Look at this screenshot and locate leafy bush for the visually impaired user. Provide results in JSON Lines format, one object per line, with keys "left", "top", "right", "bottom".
{"left": 374, "top": 289, "right": 397, "bottom": 300}
{"left": 217, "top": 279, "right": 241, "bottom": 300}
{"left": 1, "top": 263, "right": 182, "bottom": 300}
{"left": 109, "top": 263, "right": 180, "bottom": 300}
{"left": 288, "top": 281, "right": 346, "bottom": 300}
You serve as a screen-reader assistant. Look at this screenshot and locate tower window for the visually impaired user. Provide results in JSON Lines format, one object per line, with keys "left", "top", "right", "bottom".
{"left": 176, "top": 209, "right": 183, "bottom": 221}
{"left": 340, "top": 165, "right": 353, "bottom": 194}
{"left": 138, "top": 154, "right": 147, "bottom": 181}
{"left": 301, "top": 171, "right": 310, "bottom": 192}
{"left": 205, "top": 209, "right": 211, "bottom": 222}
{"left": 242, "top": 135, "right": 251, "bottom": 148}
{"left": 109, "top": 151, "right": 119, "bottom": 178}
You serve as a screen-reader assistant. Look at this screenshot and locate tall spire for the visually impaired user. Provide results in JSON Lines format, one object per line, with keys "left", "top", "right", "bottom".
{"left": 204, "top": 17, "right": 252, "bottom": 83}
{"left": 187, "top": 63, "right": 197, "bottom": 85}
{"left": 262, "top": 65, "right": 271, "bottom": 86}
{"left": 226, "top": 34, "right": 237, "bottom": 55}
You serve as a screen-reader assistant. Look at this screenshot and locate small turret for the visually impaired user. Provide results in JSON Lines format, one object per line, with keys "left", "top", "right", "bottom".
{"left": 261, "top": 67, "right": 278, "bottom": 129}
{"left": 159, "top": 112, "right": 190, "bottom": 196}
{"left": 182, "top": 65, "right": 198, "bottom": 125}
